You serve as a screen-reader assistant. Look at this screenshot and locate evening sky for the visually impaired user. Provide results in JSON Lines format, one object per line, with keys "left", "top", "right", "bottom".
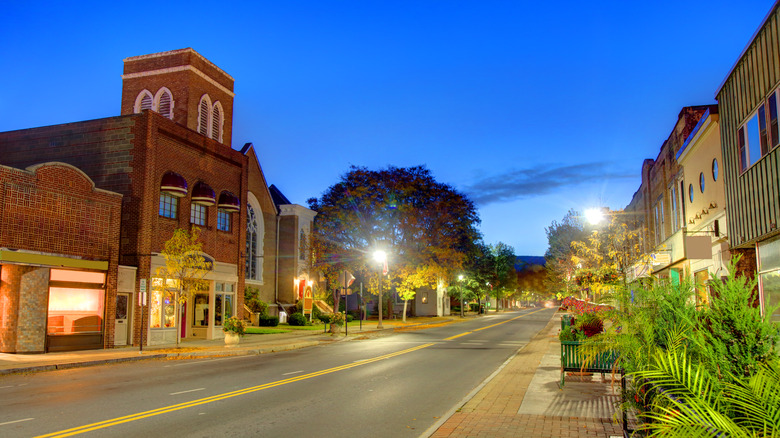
{"left": 0, "top": 1, "right": 773, "bottom": 255}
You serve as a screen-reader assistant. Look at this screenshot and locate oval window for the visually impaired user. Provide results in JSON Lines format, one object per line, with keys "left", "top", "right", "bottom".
{"left": 712, "top": 158, "right": 719, "bottom": 181}
{"left": 700, "top": 172, "right": 705, "bottom": 193}
{"left": 689, "top": 183, "right": 694, "bottom": 203}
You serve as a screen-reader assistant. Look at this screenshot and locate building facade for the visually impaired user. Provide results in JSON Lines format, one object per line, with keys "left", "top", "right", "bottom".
{"left": 0, "top": 48, "right": 312, "bottom": 351}
{"left": 716, "top": 1, "right": 780, "bottom": 322}
{"left": 0, "top": 163, "right": 122, "bottom": 353}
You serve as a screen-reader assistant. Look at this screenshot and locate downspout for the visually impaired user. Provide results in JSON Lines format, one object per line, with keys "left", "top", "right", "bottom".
{"left": 275, "top": 214, "right": 283, "bottom": 313}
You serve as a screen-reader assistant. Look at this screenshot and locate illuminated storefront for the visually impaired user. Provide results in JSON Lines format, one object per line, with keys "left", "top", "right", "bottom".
{"left": 46, "top": 269, "right": 107, "bottom": 352}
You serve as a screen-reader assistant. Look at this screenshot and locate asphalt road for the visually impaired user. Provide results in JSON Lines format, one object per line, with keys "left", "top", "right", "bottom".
{"left": 0, "top": 308, "right": 555, "bottom": 438}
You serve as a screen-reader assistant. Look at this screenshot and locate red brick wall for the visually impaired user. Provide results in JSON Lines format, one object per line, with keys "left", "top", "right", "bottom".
{"left": 0, "top": 163, "right": 122, "bottom": 351}
{"left": 120, "top": 49, "right": 235, "bottom": 146}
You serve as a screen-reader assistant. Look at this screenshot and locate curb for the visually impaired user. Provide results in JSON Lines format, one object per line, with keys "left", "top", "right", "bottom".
{"left": 0, "top": 317, "right": 463, "bottom": 376}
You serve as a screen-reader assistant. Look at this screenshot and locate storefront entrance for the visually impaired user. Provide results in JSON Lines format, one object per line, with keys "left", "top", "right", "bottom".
{"left": 114, "top": 293, "right": 131, "bottom": 346}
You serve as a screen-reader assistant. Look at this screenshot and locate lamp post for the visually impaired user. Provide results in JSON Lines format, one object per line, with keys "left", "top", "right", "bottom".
{"left": 458, "top": 274, "right": 464, "bottom": 318}
{"left": 373, "top": 250, "right": 387, "bottom": 329}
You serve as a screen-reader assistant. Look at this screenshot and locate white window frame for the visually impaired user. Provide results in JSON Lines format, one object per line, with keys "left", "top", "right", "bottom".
{"left": 246, "top": 193, "right": 265, "bottom": 283}
{"left": 134, "top": 90, "right": 154, "bottom": 113}
{"left": 153, "top": 87, "right": 174, "bottom": 120}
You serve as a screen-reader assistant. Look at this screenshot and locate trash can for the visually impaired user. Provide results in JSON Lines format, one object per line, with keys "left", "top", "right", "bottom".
{"left": 479, "top": 304, "right": 485, "bottom": 314}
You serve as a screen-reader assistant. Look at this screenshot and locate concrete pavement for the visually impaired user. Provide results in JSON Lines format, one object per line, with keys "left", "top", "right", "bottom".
{"left": 426, "top": 312, "right": 626, "bottom": 438}
{"left": 1, "top": 311, "right": 629, "bottom": 437}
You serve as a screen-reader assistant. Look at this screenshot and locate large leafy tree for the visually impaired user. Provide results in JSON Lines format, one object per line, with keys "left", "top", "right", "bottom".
{"left": 308, "top": 165, "right": 481, "bottom": 317}
{"left": 544, "top": 209, "right": 587, "bottom": 298}
{"left": 489, "top": 242, "right": 518, "bottom": 311}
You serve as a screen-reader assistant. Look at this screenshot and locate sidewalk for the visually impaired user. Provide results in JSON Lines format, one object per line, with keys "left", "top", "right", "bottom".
{"left": 0, "top": 316, "right": 454, "bottom": 375}
{"left": 426, "top": 313, "right": 625, "bottom": 438}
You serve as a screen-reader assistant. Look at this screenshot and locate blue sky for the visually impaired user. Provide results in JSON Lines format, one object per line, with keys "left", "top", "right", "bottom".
{"left": 0, "top": 1, "right": 773, "bottom": 255}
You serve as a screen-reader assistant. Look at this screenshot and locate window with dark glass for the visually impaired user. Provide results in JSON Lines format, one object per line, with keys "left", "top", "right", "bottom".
{"left": 191, "top": 203, "right": 207, "bottom": 226}
{"left": 217, "top": 210, "right": 231, "bottom": 232}
{"left": 699, "top": 172, "right": 705, "bottom": 193}
{"left": 159, "top": 193, "right": 177, "bottom": 218}
{"left": 689, "top": 184, "right": 694, "bottom": 203}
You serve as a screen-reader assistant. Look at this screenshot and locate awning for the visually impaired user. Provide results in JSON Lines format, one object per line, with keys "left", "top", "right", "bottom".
{"left": 192, "top": 181, "right": 216, "bottom": 206}
{"left": 160, "top": 171, "right": 188, "bottom": 197}
{"left": 0, "top": 250, "right": 108, "bottom": 270}
{"left": 218, "top": 191, "right": 240, "bottom": 212}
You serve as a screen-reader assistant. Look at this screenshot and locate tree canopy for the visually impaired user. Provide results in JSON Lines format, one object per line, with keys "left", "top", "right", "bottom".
{"left": 307, "top": 165, "right": 481, "bottom": 312}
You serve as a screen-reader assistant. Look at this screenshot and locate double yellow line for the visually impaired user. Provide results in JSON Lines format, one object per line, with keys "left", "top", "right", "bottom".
{"left": 443, "top": 308, "right": 547, "bottom": 340}
{"left": 36, "top": 343, "right": 435, "bottom": 438}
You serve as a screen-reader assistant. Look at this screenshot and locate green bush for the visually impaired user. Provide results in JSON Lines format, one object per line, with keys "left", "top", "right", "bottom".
{"left": 244, "top": 286, "right": 268, "bottom": 315}
{"left": 317, "top": 313, "right": 332, "bottom": 324}
{"left": 257, "top": 315, "right": 279, "bottom": 327}
{"left": 470, "top": 303, "right": 479, "bottom": 312}
{"left": 559, "top": 325, "right": 585, "bottom": 342}
{"left": 346, "top": 314, "right": 354, "bottom": 323}
{"left": 288, "top": 312, "right": 308, "bottom": 326}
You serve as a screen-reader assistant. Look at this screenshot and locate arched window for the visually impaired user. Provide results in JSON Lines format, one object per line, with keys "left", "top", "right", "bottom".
{"left": 246, "top": 194, "right": 265, "bottom": 282}
{"left": 198, "top": 94, "right": 212, "bottom": 136}
{"left": 134, "top": 90, "right": 153, "bottom": 113}
{"left": 211, "top": 102, "right": 223, "bottom": 142}
{"left": 154, "top": 88, "right": 174, "bottom": 120}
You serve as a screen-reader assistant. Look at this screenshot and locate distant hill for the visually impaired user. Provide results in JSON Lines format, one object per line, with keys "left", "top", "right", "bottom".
{"left": 515, "top": 256, "right": 546, "bottom": 270}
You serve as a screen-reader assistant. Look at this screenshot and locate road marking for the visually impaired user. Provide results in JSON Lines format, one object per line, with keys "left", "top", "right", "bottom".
{"left": 169, "top": 388, "right": 205, "bottom": 396}
{"left": 282, "top": 370, "right": 304, "bottom": 376}
{"left": 472, "top": 308, "right": 547, "bottom": 332}
{"left": 0, "top": 418, "right": 34, "bottom": 426}
{"left": 444, "top": 332, "right": 472, "bottom": 340}
{"left": 460, "top": 343, "right": 484, "bottom": 345}
{"left": 34, "top": 342, "right": 436, "bottom": 438}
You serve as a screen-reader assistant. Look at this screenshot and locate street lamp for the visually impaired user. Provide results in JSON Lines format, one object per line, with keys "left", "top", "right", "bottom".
{"left": 373, "top": 250, "right": 387, "bottom": 329}
{"left": 458, "top": 274, "right": 464, "bottom": 318}
{"left": 584, "top": 208, "right": 605, "bottom": 225}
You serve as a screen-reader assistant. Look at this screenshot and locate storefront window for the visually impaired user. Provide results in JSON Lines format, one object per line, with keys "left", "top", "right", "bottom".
{"left": 193, "top": 294, "right": 209, "bottom": 327}
{"left": 694, "top": 269, "right": 710, "bottom": 309}
{"left": 214, "top": 283, "right": 235, "bottom": 326}
{"left": 759, "top": 237, "right": 780, "bottom": 322}
{"left": 47, "top": 270, "right": 105, "bottom": 335}
{"left": 150, "top": 279, "right": 177, "bottom": 329}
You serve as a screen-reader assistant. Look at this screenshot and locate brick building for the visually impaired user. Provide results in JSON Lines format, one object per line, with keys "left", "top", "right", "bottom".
{"left": 0, "top": 162, "right": 122, "bottom": 352}
{"left": 0, "top": 48, "right": 313, "bottom": 351}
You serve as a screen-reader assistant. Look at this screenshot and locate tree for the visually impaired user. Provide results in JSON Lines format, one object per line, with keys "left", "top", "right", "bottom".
{"left": 308, "top": 165, "right": 481, "bottom": 319}
{"left": 489, "top": 242, "right": 518, "bottom": 311}
{"left": 571, "top": 212, "right": 647, "bottom": 304}
{"left": 154, "top": 228, "right": 210, "bottom": 345}
{"left": 544, "top": 209, "right": 587, "bottom": 298}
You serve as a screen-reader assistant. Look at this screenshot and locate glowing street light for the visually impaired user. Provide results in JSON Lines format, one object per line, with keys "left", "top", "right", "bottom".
{"left": 373, "top": 250, "right": 387, "bottom": 329}
{"left": 584, "top": 208, "right": 605, "bottom": 225}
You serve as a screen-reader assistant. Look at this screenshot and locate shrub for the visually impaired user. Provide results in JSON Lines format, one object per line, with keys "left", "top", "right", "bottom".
{"left": 559, "top": 325, "right": 585, "bottom": 342}
{"left": 575, "top": 312, "right": 604, "bottom": 337}
{"left": 257, "top": 315, "right": 279, "bottom": 327}
{"left": 288, "top": 312, "right": 308, "bottom": 326}
{"left": 318, "top": 313, "right": 332, "bottom": 324}
{"left": 244, "top": 286, "right": 268, "bottom": 315}
{"left": 329, "top": 312, "right": 346, "bottom": 326}
{"left": 222, "top": 317, "right": 246, "bottom": 336}
{"left": 346, "top": 314, "right": 354, "bottom": 323}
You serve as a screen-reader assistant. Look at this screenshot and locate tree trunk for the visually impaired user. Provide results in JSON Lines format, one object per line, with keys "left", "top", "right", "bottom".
{"left": 402, "top": 299, "right": 408, "bottom": 323}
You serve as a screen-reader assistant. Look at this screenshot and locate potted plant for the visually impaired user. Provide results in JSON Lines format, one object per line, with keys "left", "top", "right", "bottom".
{"left": 328, "top": 312, "right": 345, "bottom": 334}
{"left": 222, "top": 316, "right": 246, "bottom": 346}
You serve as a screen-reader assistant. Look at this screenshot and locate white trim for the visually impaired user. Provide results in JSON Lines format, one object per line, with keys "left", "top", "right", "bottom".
{"left": 123, "top": 48, "right": 235, "bottom": 81}
{"left": 246, "top": 192, "right": 265, "bottom": 284}
{"left": 197, "top": 94, "right": 212, "bottom": 137}
{"left": 134, "top": 90, "right": 153, "bottom": 113}
{"left": 122, "top": 65, "right": 235, "bottom": 97}
{"left": 153, "top": 87, "right": 174, "bottom": 120}
{"left": 212, "top": 101, "right": 224, "bottom": 143}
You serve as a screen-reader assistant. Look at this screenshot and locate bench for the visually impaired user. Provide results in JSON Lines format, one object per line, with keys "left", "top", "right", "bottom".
{"left": 559, "top": 340, "right": 620, "bottom": 388}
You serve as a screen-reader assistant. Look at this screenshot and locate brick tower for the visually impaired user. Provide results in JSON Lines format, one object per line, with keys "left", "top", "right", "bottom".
{"left": 120, "top": 48, "right": 235, "bottom": 146}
